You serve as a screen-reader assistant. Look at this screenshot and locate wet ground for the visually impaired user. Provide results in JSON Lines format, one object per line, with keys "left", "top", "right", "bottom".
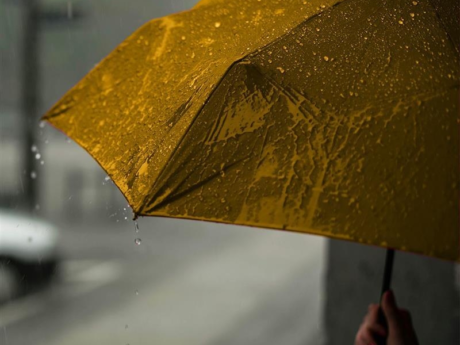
{"left": 0, "top": 217, "right": 326, "bottom": 345}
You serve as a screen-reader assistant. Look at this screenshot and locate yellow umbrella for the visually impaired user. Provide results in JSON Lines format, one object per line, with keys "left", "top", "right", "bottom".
{"left": 44, "top": 0, "right": 459, "bottom": 264}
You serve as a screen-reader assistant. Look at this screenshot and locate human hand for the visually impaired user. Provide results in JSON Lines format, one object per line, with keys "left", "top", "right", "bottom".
{"left": 355, "top": 290, "right": 419, "bottom": 345}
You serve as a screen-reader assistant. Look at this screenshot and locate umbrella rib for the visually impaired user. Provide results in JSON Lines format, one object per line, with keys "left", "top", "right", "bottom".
{"left": 426, "top": 0, "right": 460, "bottom": 55}
{"left": 137, "top": 59, "right": 251, "bottom": 215}
{"left": 248, "top": 65, "right": 323, "bottom": 125}
{"left": 144, "top": 155, "right": 251, "bottom": 213}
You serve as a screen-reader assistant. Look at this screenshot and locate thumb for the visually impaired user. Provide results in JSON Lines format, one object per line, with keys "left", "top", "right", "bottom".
{"left": 381, "top": 290, "right": 403, "bottom": 334}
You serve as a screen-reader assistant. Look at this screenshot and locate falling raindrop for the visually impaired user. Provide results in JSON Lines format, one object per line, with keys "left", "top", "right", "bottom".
{"left": 31, "top": 145, "right": 38, "bottom": 152}
{"left": 134, "top": 238, "right": 142, "bottom": 245}
{"left": 135, "top": 290, "right": 139, "bottom": 296}
{"left": 30, "top": 171, "right": 37, "bottom": 179}
{"left": 40, "top": 160, "right": 45, "bottom": 165}
{"left": 134, "top": 221, "right": 140, "bottom": 233}
{"left": 67, "top": 1, "right": 73, "bottom": 19}
{"left": 39, "top": 121, "right": 46, "bottom": 128}
{"left": 35, "top": 153, "right": 41, "bottom": 160}
{"left": 66, "top": 138, "right": 71, "bottom": 143}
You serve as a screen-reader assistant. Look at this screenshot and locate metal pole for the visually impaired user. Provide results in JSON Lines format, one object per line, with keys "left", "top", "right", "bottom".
{"left": 21, "top": 0, "right": 40, "bottom": 212}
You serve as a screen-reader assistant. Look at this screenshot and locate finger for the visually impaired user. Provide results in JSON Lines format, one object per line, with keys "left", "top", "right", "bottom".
{"left": 381, "top": 290, "right": 403, "bottom": 333}
{"left": 368, "top": 322, "right": 387, "bottom": 338}
{"left": 363, "top": 305, "right": 387, "bottom": 337}
{"left": 356, "top": 328, "right": 377, "bottom": 345}
{"left": 399, "top": 309, "right": 413, "bottom": 328}
{"left": 399, "top": 309, "right": 419, "bottom": 342}
{"left": 365, "top": 304, "right": 380, "bottom": 324}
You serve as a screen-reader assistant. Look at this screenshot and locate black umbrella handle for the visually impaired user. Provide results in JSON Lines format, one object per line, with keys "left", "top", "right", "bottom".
{"left": 376, "top": 248, "right": 395, "bottom": 345}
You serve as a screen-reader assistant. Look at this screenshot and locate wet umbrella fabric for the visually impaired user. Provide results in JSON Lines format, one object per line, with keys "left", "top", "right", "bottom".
{"left": 44, "top": 0, "right": 459, "bottom": 262}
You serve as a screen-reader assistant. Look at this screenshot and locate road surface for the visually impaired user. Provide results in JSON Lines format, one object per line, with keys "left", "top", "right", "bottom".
{"left": 0, "top": 216, "right": 326, "bottom": 345}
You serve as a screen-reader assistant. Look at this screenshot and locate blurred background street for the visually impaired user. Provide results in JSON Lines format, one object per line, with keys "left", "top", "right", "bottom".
{"left": 1, "top": 0, "right": 459, "bottom": 344}
{"left": 1, "top": 215, "right": 326, "bottom": 345}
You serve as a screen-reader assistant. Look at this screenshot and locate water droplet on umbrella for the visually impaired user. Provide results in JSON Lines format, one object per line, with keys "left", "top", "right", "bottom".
{"left": 30, "top": 171, "right": 37, "bottom": 179}
{"left": 134, "top": 238, "right": 142, "bottom": 245}
{"left": 412, "top": 1, "right": 418, "bottom": 5}
{"left": 214, "top": 22, "right": 221, "bottom": 28}
{"left": 323, "top": 56, "right": 329, "bottom": 61}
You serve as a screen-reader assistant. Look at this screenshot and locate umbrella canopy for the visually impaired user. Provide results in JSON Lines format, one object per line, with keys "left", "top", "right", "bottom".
{"left": 44, "top": 0, "right": 460, "bottom": 261}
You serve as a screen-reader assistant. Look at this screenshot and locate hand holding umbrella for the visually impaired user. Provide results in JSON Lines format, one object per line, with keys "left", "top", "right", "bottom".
{"left": 356, "top": 291, "right": 419, "bottom": 345}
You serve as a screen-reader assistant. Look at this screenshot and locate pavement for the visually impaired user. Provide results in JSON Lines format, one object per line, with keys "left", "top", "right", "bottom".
{"left": 0, "top": 216, "right": 326, "bottom": 345}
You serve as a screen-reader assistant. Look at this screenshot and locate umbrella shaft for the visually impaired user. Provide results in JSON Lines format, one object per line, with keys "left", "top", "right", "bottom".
{"left": 376, "top": 248, "right": 395, "bottom": 345}
{"left": 380, "top": 248, "right": 395, "bottom": 296}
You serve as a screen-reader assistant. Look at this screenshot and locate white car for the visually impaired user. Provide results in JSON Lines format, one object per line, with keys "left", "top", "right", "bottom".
{"left": 0, "top": 210, "right": 59, "bottom": 303}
